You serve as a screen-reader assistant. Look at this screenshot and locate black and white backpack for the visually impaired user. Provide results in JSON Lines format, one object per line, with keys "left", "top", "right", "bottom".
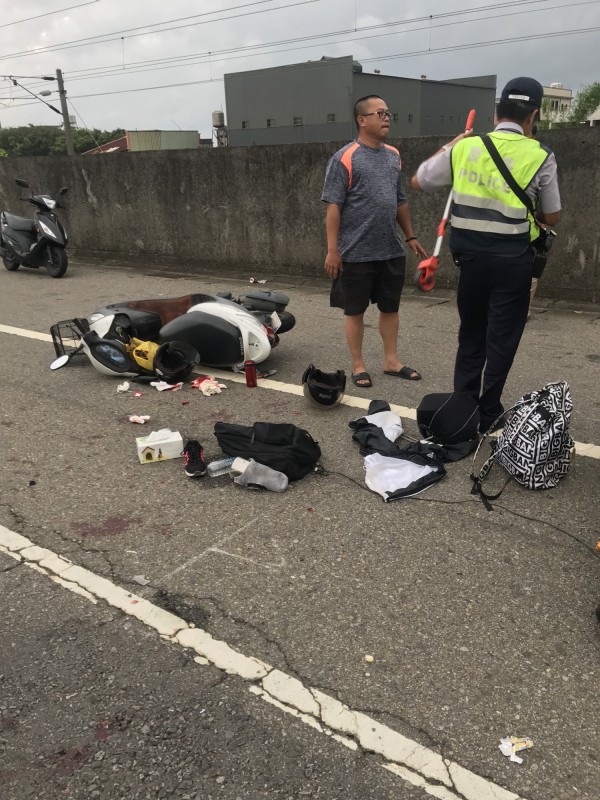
{"left": 471, "top": 381, "right": 574, "bottom": 507}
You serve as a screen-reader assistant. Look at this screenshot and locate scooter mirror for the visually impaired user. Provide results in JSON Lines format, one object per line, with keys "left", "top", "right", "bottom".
{"left": 50, "top": 354, "right": 70, "bottom": 370}
{"left": 57, "top": 186, "right": 69, "bottom": 196}
{"left": 15, "top": 178, "right": 30, "bottom": 188}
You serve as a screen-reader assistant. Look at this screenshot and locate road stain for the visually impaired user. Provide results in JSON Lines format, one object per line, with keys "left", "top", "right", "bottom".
{"left": 71, "top": 515, "right": 141, "bottom": 538}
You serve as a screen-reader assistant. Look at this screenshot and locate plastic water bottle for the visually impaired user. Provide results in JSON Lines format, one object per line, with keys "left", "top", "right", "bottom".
{"left": 207, "top": 456, "right": 236, "bottom": 478}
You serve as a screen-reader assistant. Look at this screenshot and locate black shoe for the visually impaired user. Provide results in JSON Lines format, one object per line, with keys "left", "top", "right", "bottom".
{"left": 479, "top": 419, "right": 504, "bottom": 435}
{"left": 183, "top": 439, "right": 207, "bottom": 478}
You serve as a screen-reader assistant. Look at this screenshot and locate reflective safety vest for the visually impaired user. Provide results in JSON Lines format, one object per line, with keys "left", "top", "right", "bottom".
{"left": 449, "top": 132, "right": 550, "bottom": 256}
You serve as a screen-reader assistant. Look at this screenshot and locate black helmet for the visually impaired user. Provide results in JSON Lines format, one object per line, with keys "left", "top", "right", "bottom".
{"left": 154, "top": 341, "right": 200, "bottom": 382}
{"left": 302, "top": 364, "right": 346, "bottom": 409}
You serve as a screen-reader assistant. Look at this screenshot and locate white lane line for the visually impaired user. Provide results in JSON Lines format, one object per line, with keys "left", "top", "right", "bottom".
{"left": 0, "top": 323, "right": 53, "bottom": 342}
{"left": 3, "top": 322, "right": 599, "bottom": 460}
{"left": 199, "top": 366, "right": 419, "bottom": 420}
{"left": 0, "top": 524, "right": 526, "bottom": 800}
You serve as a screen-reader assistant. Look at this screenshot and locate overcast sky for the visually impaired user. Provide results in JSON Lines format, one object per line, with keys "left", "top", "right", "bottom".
{"left": 0, "top": 0, "right": 597, "bottom": 137}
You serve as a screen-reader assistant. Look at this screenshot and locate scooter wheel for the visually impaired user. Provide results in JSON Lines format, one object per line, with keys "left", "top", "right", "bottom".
{"left": 47, "top": 246, "right": 68, "bottom": 278}
{"left": 276, "top": 311, "right": 295, "bottom": 333}
{"left": 2, "top": 253, "right": 20, "bottom": 271}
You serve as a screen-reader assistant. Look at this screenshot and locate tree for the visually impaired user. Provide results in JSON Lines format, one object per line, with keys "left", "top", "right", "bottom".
{"left": 538, "top": 98, "right": 570, "bottom": 130}
{"left": 0, "top": 126, "right": 126, "bottom": 156}
{"left": 569, "top": 82, "right": 600, "bottom": 125}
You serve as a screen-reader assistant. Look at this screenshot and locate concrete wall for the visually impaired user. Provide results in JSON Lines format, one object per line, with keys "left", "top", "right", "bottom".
{"left": 0, "top": 127, "right": 598, "bottom": 302}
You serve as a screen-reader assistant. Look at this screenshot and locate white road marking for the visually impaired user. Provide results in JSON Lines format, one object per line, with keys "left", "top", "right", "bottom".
{"left": 0, "top": 524, "right": 527, "bottom": 800}
{"left": 0, "top": 323, "right": 53, "bottom": 342}
{"left": 3, "top": 322, "right": 599, "bottom": 459}
{"left": 159, "top": 517, "right": 259, "bottom": 581}
{"left": 209, "top": 547, "right": 286, "bottom": 570}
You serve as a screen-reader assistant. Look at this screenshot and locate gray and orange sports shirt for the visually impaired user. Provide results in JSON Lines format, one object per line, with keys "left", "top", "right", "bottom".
{"left": 321, "top": 139, "right": 407, "bottom": 262}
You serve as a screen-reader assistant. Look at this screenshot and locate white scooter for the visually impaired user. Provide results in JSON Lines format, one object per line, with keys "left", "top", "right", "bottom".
{"left": 50, "top": 290, "right": 295, "bottom": 374}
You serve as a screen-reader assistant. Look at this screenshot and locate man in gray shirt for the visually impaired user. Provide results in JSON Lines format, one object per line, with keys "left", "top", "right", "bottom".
{"left": 322, "top": 94, "right": 427, "bottom": 388}
{"left": 411, "top": 77, "right": 561, "bottom": 432}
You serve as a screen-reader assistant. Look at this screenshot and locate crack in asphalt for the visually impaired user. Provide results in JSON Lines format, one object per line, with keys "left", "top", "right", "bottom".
{"left": 0, "top": 559, "right": 23, "bottom": 573}
{"left": 176, "top": 591, "right": 306, "bottom": 683}
{"left": 441, "top": 739, "right": 471, "bottom": 800}
{"left": 3, "top": 531, "right": 529, "bottom": 800}
{"left": 156, "top": 588, "right": 456, "bottom": 773}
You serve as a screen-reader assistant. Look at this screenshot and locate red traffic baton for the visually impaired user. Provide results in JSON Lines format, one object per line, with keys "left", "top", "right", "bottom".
{"left": 415, "top": 108, "right": 476, "bottom": 292}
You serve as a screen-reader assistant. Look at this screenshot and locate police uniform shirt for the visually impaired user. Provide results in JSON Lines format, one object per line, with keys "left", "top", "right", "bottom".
{"left": 415, "top": 122, "right": 561, "bottom": 216}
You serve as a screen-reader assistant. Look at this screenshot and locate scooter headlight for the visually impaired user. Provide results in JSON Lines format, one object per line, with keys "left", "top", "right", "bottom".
{"left": 38, "top": 220, "right": 57, "bottom": 239}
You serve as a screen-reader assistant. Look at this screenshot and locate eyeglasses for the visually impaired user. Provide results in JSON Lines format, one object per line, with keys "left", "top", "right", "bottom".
{"left": 361, "top": 110, "right": 393, "bottom": 120}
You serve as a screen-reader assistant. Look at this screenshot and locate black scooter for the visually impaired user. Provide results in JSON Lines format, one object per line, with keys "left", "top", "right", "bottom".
{"left": 1, "top": 178, "right": 69, "bottom": 278}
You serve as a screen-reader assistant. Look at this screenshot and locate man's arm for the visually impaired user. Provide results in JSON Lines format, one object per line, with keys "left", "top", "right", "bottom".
{"left": 537, "top": 210, "right": 561, "bottom": 227}
{"left": 396, "top": 203, "right": 428, "bottom": 258}
{"left": 411, "top": 130, "right": 473, "bottom": 191}
{"left": 324, "top": 203, "right": 342, "bottom": 278}
{"left": 535, "top": 152, "right": 561, "bottom": 228}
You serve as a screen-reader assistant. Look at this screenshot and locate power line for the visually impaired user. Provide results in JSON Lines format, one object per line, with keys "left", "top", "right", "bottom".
{"left": 1, "top": 5, "right": 596, "bottom": 115}
{"left": 360, "top": 24, "right": 600, "bottom": 64}
{"left": 0, "top": 77, "right": 223, "bottom": 110}
{"left": 0, "top": 0, "right": 319, "bottom": 62}
{"left": 67, "top": 97, "right": 102, "bottom": 149}
{"left": 3, "top": 17, "right": 597, "bottom": 113}
{"left": 21, "top": 0, "right": 597, "bottom": 90}
{"left": 2, "top": 77, "right": 62, "bottom": 115}
{"left": 23, "top": 0, "right": 600, "bottom": 90}
{"left": 2, "top": 16, "right": 596, "bottom": 115}
{"left": 0, "top": 0, "right": 99, "bottom": 30}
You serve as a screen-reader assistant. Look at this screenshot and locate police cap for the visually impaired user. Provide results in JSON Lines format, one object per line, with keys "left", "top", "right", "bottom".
{"left": 500, "top": 77, "right": 543, "bottom": 109}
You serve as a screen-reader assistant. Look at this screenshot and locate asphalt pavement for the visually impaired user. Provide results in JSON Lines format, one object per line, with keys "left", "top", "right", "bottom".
{"left": 1, "top": 258, "right": 599, "bottom": 800}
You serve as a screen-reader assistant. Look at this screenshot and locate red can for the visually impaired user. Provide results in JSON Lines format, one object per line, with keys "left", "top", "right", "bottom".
{"left": 244, "top": 359, "right": 257, "bottom": 388}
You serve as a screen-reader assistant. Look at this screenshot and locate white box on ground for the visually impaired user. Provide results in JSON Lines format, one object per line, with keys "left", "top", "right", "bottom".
{"left": 136, "top": 428, "right": 183, "bottom": 464}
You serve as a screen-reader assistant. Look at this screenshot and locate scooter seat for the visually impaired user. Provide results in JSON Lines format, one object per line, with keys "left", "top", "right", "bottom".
{"left": 4, "top": 213, "right": 35, "bottom": 232}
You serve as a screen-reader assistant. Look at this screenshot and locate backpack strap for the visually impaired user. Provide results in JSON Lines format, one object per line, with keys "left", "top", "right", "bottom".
{"left": 470, "top": 467, "right": 513, "bottom": 511}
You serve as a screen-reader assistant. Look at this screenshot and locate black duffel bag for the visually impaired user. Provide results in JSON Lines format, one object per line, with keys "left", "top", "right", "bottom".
{"left": 214, "top": 422, "right": 321, "bottom": 481}
{"left": 417, "top": 391, "right": 480, "bottom": 461}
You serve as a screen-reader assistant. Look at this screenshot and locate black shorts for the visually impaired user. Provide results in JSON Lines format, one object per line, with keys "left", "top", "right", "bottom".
{"left": 330, "top": 257, "right": 406, "bottom": 315}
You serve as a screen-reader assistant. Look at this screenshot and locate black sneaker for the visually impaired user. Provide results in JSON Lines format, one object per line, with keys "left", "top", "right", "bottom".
{"left": 183, "top": 439, "right": 207, "bottom": 478}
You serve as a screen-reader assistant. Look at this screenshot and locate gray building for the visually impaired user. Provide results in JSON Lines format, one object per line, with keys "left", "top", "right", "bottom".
{"left": 224, "top": 55, "right": 496, "bottom": 146}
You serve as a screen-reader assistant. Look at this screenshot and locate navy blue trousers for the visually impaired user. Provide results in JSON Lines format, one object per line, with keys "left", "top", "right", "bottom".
{"left": 453, "top": 251, "right": 533, "bottom": 431}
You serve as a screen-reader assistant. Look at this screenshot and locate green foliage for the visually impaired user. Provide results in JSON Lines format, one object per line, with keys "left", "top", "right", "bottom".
{"left": 537, "top": 98, "right": 568, "bottom": 130}
{"left": 569, "top": 82, "right": 600, "bottom": 124}
{"left": 0, "top": 148, "right": 7, "bottom": 158}
{"left": 0, "top": 126, "right": 125, "bottom": 156}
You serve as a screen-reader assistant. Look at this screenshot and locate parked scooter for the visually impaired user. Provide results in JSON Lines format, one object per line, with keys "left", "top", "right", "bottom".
{"left": 50, "top": 289, "right": 296, "bottom": 373}
{"left": 1, "top": 178, "right": 69, "bottom": 278}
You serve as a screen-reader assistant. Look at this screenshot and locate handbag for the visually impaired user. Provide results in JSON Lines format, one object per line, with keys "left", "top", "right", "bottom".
{"left": 481, "top": 135, "right": 556, "bottom": 278}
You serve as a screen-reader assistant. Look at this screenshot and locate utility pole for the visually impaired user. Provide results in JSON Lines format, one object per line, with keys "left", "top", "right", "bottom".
{"left": 56, "top": 68, "right": 74, "bottom": 156}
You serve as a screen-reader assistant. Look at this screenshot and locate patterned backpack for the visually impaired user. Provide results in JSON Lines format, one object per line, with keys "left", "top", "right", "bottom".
{"left": 471, "top": 381, "right": 574, "bottom": 508}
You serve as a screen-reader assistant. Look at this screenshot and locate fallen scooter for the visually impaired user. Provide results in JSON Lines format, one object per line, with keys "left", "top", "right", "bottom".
{"left": 1, "top": 178, "right": 69, "bottom": 278}
{"left": 50, "top": 289, "right": 295, "bottom": 375}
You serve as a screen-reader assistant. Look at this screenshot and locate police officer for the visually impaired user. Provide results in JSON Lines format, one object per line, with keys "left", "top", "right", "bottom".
{"left": 411, "top": 77, "right": 561, "bottom": 432}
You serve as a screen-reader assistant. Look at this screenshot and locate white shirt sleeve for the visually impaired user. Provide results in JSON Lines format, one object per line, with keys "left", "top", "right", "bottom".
{"left": 416, "top": 149, "right": 453, "bottom": 191}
